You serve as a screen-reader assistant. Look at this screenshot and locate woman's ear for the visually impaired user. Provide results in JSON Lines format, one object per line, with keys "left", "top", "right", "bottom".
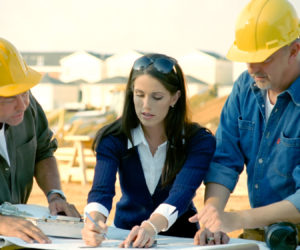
{"left": 171, "top": 90, "right": 181, "bottom": 107}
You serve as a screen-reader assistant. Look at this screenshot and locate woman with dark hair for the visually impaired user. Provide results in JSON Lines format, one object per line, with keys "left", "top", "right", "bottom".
{"left": 82, "top": 53, "right": 216, "bottom": 248}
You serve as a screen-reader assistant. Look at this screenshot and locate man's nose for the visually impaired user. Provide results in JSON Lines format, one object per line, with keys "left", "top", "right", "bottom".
{"left": 15, "top": 95, "right": 27, "bottom": 111}
{"left": 247, "top": 62, "right": 262, "bottom": 74}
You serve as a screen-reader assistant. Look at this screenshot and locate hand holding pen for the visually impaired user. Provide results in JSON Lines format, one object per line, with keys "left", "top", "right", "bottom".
{"left": 82, "top": 212, "right": 108, "bottom": 247}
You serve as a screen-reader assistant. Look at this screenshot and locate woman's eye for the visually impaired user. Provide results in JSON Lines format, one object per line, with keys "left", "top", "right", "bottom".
{"left": 153, "top": 96, "right": 163, "bottom": 100}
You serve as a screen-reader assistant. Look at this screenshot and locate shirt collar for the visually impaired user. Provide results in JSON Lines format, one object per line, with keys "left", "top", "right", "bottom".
{"left": 250, "top": 75, "right": 300, "bottom": 106}
{"left": 286, "top": 75, "right": 300, "bottom": 106}
{"left": 128, "top": 124, "right": 147, "bottom": 149}
{"left": 0, "top": 123, "right": 8, "bottom": 131}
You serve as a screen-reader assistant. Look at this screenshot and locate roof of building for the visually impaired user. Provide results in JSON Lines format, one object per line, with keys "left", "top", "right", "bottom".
{"left": 40, "top": 73, "right": 65, "bottom": 84}
{"left": 199, "top": 50, "right": 228, "bottom": 60}
{"left": 97, "top": 76, "right": 128, "bottom": 84}
{"left": 185, "top": 75, "right": 208, "bottom": 85}
{"left": 22, "top": 52, "right": 72, "bottom": 66}
{"left": 21, "top": 51, "right": 112, "bottom": 66}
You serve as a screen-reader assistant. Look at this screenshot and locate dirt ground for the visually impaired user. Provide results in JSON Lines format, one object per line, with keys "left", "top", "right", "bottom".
{"left": 28, "top": 178, "right": 250, "bottom": 239}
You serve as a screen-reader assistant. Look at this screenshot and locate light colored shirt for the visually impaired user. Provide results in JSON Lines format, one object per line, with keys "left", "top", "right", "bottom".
{"left": 0, "top": 124, "right": 10, "bottom": 166}
{"left": 85, "top": 124, "right": 178, "bottom": 230}
{"left": 265, "top": 91, "right": 274, "bottom": 122}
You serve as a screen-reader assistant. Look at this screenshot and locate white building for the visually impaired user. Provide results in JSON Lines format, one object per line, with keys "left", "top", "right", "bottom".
{"left": 31, "top": 74, "right": 81, "bottom": 112}
{"left": 178, "top": 49, "right": 233, "bottom": 86}
{"left": 105, "top": 50, "right": 143, "bottom": 78}
{"left": 80, "top": 76, "right": 127, "bottom": 116}
{"left": 185, "top": 75, "right": 209, "bottom": 97}
{"left": 59, "top": 51, "right": 106, "bottom": 83}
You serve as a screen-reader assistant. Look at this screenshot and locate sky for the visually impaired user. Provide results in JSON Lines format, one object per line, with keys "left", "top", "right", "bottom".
{"left": 1, "top": 0, "right": 300, "bottom": 58}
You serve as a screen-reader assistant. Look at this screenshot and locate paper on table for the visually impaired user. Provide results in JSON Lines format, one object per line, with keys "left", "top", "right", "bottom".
{"left": 0, "top": 226, "right": 272, "bottom": 249}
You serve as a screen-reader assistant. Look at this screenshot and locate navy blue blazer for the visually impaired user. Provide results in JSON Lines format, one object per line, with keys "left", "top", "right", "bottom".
{"left": 88, "top": 126, "right": 216, "bottom": 237}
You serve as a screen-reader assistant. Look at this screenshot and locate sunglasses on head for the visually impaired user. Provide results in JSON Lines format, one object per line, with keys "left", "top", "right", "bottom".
{"left": 133, "top": 55, "right": 177, "bottom": 74}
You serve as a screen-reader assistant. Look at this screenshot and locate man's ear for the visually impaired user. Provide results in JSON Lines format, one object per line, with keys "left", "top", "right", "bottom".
{"left": 289, "top": 41, "right": 300, "bottom": 62}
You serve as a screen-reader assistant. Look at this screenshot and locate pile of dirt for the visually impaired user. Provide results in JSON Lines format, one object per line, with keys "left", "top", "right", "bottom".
{"left": 192, "top": 95, "right": 228, "bottom": 133}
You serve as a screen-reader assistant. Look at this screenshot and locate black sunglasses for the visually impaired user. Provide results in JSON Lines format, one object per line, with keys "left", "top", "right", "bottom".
{"left": 133, "top": 55, "right": 177, "bottom": 74}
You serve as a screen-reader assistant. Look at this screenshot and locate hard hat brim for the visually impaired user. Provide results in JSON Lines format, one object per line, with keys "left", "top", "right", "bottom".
{"left": 226, "top": 43, "right": 285, "bottom": 63}
{"left": 0, "top": 66, "right": 42, "bottom": 97}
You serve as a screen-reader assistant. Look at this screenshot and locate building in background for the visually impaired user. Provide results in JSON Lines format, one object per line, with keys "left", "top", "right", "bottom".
{"left": 31, "top": 73, "right": 81, "bottom": 112}
{"left": 23, "top": 49, "right": 234, "bottom": 112}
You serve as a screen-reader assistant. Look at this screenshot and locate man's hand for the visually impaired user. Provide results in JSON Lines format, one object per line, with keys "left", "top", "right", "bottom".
{"left": 48, "top": 194, "right": 80, "bottom": 218}
{"left": 0, "top": 215, "right": 51, "bottom": 244}
{"left": 192, "top": 227, "right": 229, "bottom": 245}
{"left": 189, "top": 204, "right": 240, "bottom": 233}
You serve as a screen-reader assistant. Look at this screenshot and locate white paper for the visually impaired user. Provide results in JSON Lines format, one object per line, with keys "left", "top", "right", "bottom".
{"left": 0, "top": 227, "right": 271, "bottom": 249}
{"left": 0, "top": 204, "right": 287, "bottom": 249}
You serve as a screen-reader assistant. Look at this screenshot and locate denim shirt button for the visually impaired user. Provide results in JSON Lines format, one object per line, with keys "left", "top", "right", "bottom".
{"left": 274, "top": 108, "right": 278, "bottom": 112}
{"left": 5, "top": 168, "right": 9, "bottom": 171}
{"left": 262, "top": 104, "right": 265, "bottom": 108}
{"left": 258, "top": 158, "right": 263, "bottom": 164}
{"left": 255, "top": 184, "right": 259, "bottom": 189}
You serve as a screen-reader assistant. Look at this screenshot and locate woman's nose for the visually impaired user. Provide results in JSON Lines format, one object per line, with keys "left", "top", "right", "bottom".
{"left": 143, "top": 95, "right": 151, "bottom": 108}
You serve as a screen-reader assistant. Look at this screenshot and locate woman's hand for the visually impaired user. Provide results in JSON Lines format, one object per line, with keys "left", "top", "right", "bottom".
{"left": 81, "top": 212, "right": 108, "bottom": 247}
{"left": 120, "top": 221, "right": 157, "bottom": 248}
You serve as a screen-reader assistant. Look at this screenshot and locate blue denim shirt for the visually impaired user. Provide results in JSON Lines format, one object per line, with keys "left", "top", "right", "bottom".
{"left": 205, "top": 71, "right": 300, "bottom": 211}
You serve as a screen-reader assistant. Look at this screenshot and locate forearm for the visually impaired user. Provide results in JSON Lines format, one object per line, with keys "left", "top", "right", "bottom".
{"left": 236, "top": 200, "right": 300, "bottom": 230}
{"left": 146, "top": 213, "right": 168, "bottom": 234}
{"left": 204, "top": 182, "right": 231, "bottom": 211}
{"left": 34, "top": 156, "right": 62, "bottom": 195}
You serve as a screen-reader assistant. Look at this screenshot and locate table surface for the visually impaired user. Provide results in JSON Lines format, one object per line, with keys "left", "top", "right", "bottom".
{"left": 0, "top": 227, "right": 273, "bottom": 250}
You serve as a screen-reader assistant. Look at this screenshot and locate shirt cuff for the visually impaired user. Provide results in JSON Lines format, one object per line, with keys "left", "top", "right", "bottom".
{"left": 152, "top": 203, "right": 178, "bottom": 231}
{"left": 84, "top": 202, "right": 109, "bottom": 219}
{"left": 285, "top": 189, "right": 300, "bottom": 212}
{"left": 205, "top": 161, "right": 240, "bottom": 192}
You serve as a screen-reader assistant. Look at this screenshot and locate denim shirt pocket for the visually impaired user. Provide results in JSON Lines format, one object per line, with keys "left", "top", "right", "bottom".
{"left": 274, "top": 132, "right": 300, "bottom": 177}
{"left": 238, "top": 117, "right": 255, "bottom": 157}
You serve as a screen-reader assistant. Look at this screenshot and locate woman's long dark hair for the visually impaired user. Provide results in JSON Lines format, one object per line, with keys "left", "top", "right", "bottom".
{"left": 93, "top": 53, "right": 202, "bottom": 186}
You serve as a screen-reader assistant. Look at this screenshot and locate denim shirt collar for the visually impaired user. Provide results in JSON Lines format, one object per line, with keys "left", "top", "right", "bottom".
{"left": 285, "top": 76, "right": 300, "bottom": 106}
{"left": 250, "top": 75, "right": 300, "bottom": 107}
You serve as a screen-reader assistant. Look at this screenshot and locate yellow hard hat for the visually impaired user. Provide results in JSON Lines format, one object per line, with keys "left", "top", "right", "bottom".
{"left": 0, "top": 38, "right": 41, "bottom": 97}
{"left": 227, "top": 0, "right": 300, "bottom": 63}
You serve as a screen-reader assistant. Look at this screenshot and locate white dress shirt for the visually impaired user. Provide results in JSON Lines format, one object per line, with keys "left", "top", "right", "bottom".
{"left": 85, "top": 124, "right": 178, "bottom": 230}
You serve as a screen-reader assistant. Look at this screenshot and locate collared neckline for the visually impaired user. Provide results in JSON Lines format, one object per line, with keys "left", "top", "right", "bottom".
{"left": 128, "top": 124, "right": 146, "bottom": 149}
{"left": 250, "top": 75, "right": 300, "bottom": 106}
{"left": 285, "top": 75, "right": 300, "bottom": 106}
{"left": 128, "top": 124, "right": 168, "bottom": 149}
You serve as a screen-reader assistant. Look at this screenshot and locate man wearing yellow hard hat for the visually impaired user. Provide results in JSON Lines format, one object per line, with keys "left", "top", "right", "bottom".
{"left": 0, "top": 38, "right": 80, "bottom": 243}
{"left": 189, "top": 0, "right": 300, "bottom": 246}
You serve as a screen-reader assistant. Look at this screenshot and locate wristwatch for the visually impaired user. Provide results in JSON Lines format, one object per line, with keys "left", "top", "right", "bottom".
{"left": 47, "top": 189, "right": 66, "bottom": 201}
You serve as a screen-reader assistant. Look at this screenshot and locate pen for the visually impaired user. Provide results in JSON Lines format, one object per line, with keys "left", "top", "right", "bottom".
{"left": 85, "top": 212, "right": 108, "bottom": 240}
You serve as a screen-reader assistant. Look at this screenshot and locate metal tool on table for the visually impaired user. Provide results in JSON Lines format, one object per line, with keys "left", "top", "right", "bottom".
{"left": 0, "top": 202, "right": 83, "bottom": 239}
